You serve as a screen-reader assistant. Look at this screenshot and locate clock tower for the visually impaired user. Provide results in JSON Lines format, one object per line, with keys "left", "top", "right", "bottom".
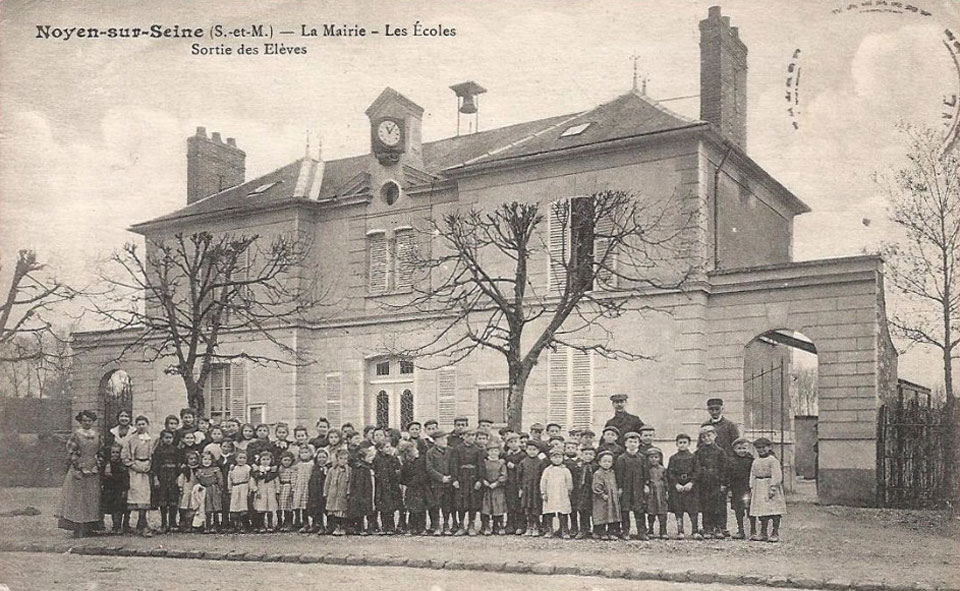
{"left": 365, "top": 87, "right": 424, "bottom": 168}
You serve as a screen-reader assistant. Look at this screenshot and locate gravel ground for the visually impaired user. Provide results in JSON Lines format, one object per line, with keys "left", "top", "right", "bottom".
{"left": 1, "top": 487, "right": 957, "bottom": 590}
{"left": 0, "top": 552, "right": 812, "bottom": 591}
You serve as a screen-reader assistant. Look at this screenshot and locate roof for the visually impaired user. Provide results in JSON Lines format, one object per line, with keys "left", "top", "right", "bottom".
{"left": 132, "top": 89, "right": 807, "bottom": 231}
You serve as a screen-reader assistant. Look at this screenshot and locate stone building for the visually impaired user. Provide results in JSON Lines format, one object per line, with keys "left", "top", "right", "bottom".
{"left": 73, "top": 6, "right": 897, "bottom": 505}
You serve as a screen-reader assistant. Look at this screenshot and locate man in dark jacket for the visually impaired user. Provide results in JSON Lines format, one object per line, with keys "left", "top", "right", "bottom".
{"left": 604, "top": 394, "right": 644, "bottom": 446}
{"left": 701, "top": 398, "right": 740, "bottom": 456}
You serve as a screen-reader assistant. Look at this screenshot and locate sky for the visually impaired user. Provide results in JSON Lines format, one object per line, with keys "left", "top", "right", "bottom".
{"left": 1, "top": 0, "right": 958, "bottom": 387}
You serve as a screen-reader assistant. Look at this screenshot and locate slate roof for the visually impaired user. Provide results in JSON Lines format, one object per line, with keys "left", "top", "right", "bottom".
{"left": 132, "top": 89, "right": 801, "bottom": 231}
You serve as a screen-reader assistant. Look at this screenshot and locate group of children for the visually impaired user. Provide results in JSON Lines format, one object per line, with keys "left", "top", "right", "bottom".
{"left": 97, "top": 408, "right": 786, "bottom": 542}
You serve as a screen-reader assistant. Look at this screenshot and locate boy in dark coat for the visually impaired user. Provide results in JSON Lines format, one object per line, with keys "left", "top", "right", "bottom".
{"left": 398, "top": 440, "right": 435, "bottom": 535}
{"left": 306, "top": 449, "right": 328, "bottom": 533}
{"left": 517, "top": 440, "right": 544, "bottom": 535}
{"left": 502, "top": 433, "right": 524, "bottom": 534}
{"left": 728, "top": 437, "right": 755, "bottom": 539}
{"left": 574, "top": 446, "right": 597, "bottom": 539}
{"left": 695, "top": 425, "right": 729, "bottom": 539}
{"left": 450, "top": 429, "right": 485, "bottom": 535}
{"left": 347, "top": 444, "right": 377, "bottom": 534}
{"left": 614, "top": 432, "right": 648, "bottom": 540}
{"left": 100, "top": 443, "right": 130, "bottom": 534}
{"left": 425, "top": 431, "right": 455, "bottom": 534}
{"left": 373, "top": 443, "right": 403, "bottom": 534}
{"left": 667, "top": 433, "right": 700, "bottom": 539}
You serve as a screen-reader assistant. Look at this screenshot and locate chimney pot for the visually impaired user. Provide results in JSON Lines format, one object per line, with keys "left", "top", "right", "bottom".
{"left": 196, "top": 126, "right": 207, "bottom": 137}
{"left": 722, "top": 15, "right": 730, "bottom": 27}
{"left": 227, "top": 138, "right": 236, "bottom": 147}
{"left": 212, "top": 132, "right": 222, "bottom": 143}
{"left": 708, "top": 5, "right": 722, "bottom": 18}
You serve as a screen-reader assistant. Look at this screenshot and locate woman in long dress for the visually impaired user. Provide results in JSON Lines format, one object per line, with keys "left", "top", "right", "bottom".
{"left": 121, "top": 415, "right": 154, "bottom": 536}
{"left": 58, "top": 410, "right": 102, "bottom": 537}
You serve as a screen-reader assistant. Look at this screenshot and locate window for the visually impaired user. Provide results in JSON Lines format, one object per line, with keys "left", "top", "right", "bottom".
{"left": 548, "top": 196, "right": 617, "bottom": 293}
{"left": 546, "top": 345, "right": 593, "bottom": 430}
{"left": 399, "top": 360, "right": 415, "bottom": 375}
{"left": 559, "top": 122, "right": 592, "bottom": 138}
{"left": 205, "top": 363, "right": 232, "bottom": 422}
{"left": 376, "top": 361, "right": 390, "bottom": 376}
{"left": 325, "top": 374, "right": 342, "bottom": 428}
{"left": 437, "top": 367, "right": 457, "bottom": 425}
{"left": 400, "top": 389, "right": 415, "bottom": 428}
{"left": 394, "top": 228, "right": 415, "bottom": 289}
{"left": 478, "top": 386, "right": 508, "bottom": 425}
{"left": 367, "top": 231, "right": 389, "bottom": 294}
{"left": 376, "top": 390, "right": 390, "bottom": 428}
{"left": 248, "top": 404, "right": 266, "bottom": 426}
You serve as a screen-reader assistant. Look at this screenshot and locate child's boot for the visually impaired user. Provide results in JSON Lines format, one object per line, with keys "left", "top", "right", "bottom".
{"left": 561, "top": 515, "right": 571, "bottom": 540}
{"left": 768, "top": 516, "right": 780, "bottom": 543}
{"left": 658, "top": 516, "right": 668, "bottom": 539}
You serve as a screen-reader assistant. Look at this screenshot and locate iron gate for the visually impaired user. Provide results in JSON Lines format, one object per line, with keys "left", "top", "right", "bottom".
{"left": 743, "top": 361, "right": 789, "bottom": 470}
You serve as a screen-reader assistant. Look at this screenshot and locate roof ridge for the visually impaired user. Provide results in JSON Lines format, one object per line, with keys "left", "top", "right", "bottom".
{"left": 630, "top": 89, "right": 700, "bottom": 124}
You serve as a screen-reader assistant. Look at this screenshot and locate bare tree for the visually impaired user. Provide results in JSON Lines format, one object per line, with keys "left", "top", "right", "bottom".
{"left": 878, "top": 125, "right": 959, "bottom": 399}
{"left": 93, "top": 231, "right": 329, "bottom": 415}
{"left": 0, "top": 249, "right": 78, "bottom": 363}
{"left": 395, "top": 189, "right": 696, "bottom": 430}
{"left": 0, "top": 329, "right": 74, "bottom": 398}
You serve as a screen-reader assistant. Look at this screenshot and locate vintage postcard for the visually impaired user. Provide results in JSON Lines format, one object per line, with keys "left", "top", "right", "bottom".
{"left": 1, "top": 1, "right": 958, "bottom": 590}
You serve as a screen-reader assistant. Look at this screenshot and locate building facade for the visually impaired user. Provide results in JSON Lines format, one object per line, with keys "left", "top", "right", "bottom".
{"left": 73, "top": 7, "right": 897, "bottom": 506}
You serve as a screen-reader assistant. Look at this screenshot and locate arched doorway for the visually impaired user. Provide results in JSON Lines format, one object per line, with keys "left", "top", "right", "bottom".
{"left": 743, "top": 330, "right": 818, "bottom": 497}
{"left": 366, "top": 358, "right": 415, "bottom": 429}
{"left": 99, "top": 369, "right": 133, "bottom": 434}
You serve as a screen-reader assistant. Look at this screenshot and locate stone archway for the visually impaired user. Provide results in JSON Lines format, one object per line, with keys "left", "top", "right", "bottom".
{"left": 706, "top": 256, "right": 897, "bottom": 506}
{"left": 99, "top": 369, "right": 133, "bottom": 434}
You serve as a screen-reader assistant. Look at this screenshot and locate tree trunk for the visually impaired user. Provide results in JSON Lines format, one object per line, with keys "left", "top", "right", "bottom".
{"left": 506, "top": 360, "right": 531, "bottom": 432}
{"left": 184, "top": 378, "right": 205, "bottom": 416}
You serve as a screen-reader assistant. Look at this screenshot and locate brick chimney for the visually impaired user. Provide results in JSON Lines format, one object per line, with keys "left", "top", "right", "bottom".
{"left": 186, "top": 126, "right": 245, "bottom": 204}
{"left": 699, "top": 6, "right": 748, "bottom": 149}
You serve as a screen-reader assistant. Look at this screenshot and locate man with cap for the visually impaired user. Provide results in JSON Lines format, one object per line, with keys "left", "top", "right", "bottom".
{"left": 604, "top": 394, "right": 644, "bottom": 446}
{"left": 701, "top": 398, "right": 740, "bottom": 457}
{"left": 425, "top": 430, "right": 456, "bottom": 534}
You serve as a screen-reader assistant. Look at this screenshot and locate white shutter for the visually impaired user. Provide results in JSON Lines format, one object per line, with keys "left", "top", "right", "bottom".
{"left": 593, "top": 206, "right": 617, "bottom": 290}
{"left": 437, "top": 367, "right": 457, "bottom": 426}
{"left": 325, "top": 374, "right": 342, "bottom": 428}
{"left": 547, "top": 199, "right": 568, "bottom": 293}
{"left": 229, "top": 360, "right": 247, "bottom": 421}
{"left": 368, "top": 231, "right": 388, "bottom": 293}
{"left": 570, "top": 350, "right": 593, "bottom": 428}
{"left": 395, "top": 228, "right": 415, "bottom": 289}
{"left": 547, "top": 345, "right": 569, "bottom": 429}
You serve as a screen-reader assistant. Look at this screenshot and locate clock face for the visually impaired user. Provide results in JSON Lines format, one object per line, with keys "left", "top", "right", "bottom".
{"left": 377, "top": 119, "right": 402, "bottom": 147}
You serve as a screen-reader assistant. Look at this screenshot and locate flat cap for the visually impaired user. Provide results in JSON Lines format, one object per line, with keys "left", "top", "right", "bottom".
{"left": 644, "top": 446, "right": 663, "bottom": 456}
{"left": 706, "top": 398, "right": 724, "bottom": 407}
{"left": 601, "top": 425, "right": 620, "bottom": 436}
{"left": 638, "top": 425, "right": 656, "bottom": 433}
{"left": 610, "top": 394, "right": 628, "bottom": 402}
{"left": 623, "top": 431, "right": 640, "bottom": 441}
{"left": 529, "top": 423, "right": 545, "bottom": 430}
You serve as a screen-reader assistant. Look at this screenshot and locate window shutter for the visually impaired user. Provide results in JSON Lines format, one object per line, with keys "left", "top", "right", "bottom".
{"left": 395, "top": 228, "right": 415, "bottom": 289}
{"left": 229, "top": 360, "right": 247, "bottom": 422}
{"left": 570, "top": 349, "right": 593, "bottom": 428}
{"left": 368, "top": 231, "right": 388, "bottom": 293}
{"left": 437, "top": 367, "right": 457, "bottom": 426}
{"left": 547, "top": 199, "right": 568, "bottom": 293}
{"left": 593, "top": 206, "right": 617, "bottom": 290}
{"left": 325, "top": 374, "right": 342, "bottom": 428}
{"left": 547, "top": 345, "right": 569, "bottom": 428}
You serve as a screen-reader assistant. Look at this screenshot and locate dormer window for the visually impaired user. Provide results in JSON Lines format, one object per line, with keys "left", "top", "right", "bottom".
{"left": 559, "top": 122, "right": 592, "bottom": 138}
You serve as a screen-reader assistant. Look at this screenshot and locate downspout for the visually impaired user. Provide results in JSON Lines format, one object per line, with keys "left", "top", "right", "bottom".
{"left": 713, "top": 144, "right": 733, "bottom": 270}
